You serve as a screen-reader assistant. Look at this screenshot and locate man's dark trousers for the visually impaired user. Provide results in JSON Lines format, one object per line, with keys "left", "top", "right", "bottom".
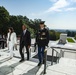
{"left": 19, "top": 44, "right": 29, "bottom": 60}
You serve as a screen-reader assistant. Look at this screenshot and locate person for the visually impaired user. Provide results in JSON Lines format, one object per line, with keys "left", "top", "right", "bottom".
{"left": 36, "top": 21, "right": 49, "bottom": 66}
{"left": 0, "top": 34, "right": 5, "bottom": 49}
{"left": 19, "top": 25, "right": 31, "bottom": 62}
{"left": 7, "top": 27, "right": 17, "bottom": 58}
{"left": 1, "top": 34, "right": 7, "bottom": 49}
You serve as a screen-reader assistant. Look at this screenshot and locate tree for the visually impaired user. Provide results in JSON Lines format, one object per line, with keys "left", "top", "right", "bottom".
{"left": 66, "top": 30, "right": 71, "bottom": 36}
{"left": 49, "top": 30, "right": 56, "bottom": 40}
{"left": 0, "top": 6, "right": 47, "bottom": 38}
{"left": 71, "top": 31, "right": 75, "bottom": 37}
{"left": 49, "top": 30, "right": 61, "bottom": 40}
{"left": 8, "top": 15, "right": 23, "bottom": 35}
{"left": 74, "top": 35, "right": 76, "bottom": 40}
{"left": 0, "top": 6, "right": 9, "bottom": 34}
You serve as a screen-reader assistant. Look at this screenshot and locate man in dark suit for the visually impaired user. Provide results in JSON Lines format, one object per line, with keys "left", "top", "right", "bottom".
{"left": 19, "top": 25, "right": 31, "bottom": 62}
{"left": 36, "top": 21, "right": 49, "bottom": 66}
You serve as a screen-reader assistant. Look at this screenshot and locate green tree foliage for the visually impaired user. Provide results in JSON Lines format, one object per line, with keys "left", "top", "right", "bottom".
{"left": 74, "top": 35, "right": 76, "bottom": 40}
{"left": 29, "top": 19, "right": 42, "bottom": 33}
{"left": 0, "top": 6, "right": 9, "bottom": 35}
{"left": 66, "top": 30, "right": 76, "bottom": 37}
{"left": 71, "top": 31, "right": 76, "bottom": 37}
{"left": 8, "top": 15, "right": 23, "bottom": 35}
{"left": 0, "top": 6, "right": 41, "bottom": 37}
{"left": 66, "top": 30, "right": 71, "bottom": 36}
{"left": 49, "top": 30, "right": 56, "bottom": 40}
{"left": 55, "top": 32, "right": 61, "bottom": 40}
{"left": 49, "top": 30, "right": 61, "bottom": 40}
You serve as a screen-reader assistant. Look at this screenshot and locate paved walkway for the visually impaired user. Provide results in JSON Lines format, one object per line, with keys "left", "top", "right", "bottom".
{"left": 0, "top": 48, "right": 76, "bottom": 75}
{"left": 0, "top": 39, "right": 76, "bottom": 75}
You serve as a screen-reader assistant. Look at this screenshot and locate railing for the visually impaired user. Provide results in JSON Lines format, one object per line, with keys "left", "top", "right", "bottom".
{"left": 51, "top": 46, "right": 76, "bottom": 65}
{"left": 51, "top": 48, "right": 60, "bottom": 65}
{"left": 43, "top": 48, "right": 47, "bottom": 74}
{"left": 43, "top": 47, "right": 60, "bottom": 74}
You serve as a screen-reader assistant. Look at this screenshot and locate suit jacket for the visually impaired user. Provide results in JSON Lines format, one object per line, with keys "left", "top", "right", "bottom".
{"left": 20, "top": 30, "right": 31, "bottom": 46}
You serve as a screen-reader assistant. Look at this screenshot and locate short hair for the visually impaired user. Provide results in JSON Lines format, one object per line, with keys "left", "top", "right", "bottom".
{"left": 22, "top": 25, "right": 27, "bottom": 28}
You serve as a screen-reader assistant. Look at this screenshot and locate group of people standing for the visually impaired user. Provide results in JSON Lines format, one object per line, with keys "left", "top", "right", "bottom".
{"left": 7, "top": 21, "right": 49, "bottom": 66}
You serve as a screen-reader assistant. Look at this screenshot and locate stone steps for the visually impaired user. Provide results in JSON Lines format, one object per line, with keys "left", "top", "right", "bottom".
{"left": 46, "top": 57, "right": 76, "bottom": 75}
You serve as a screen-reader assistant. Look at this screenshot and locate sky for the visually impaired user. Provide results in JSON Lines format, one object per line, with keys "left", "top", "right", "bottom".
{"left": 0, "top": 0, "right": 76, "bottom": 29}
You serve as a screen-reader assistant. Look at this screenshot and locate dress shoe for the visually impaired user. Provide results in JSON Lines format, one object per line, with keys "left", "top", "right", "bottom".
{"left": 43, "top": 60, "right": 45, "bottom": 64}
{"left": 27, "top": 58, "right": 29, "bottom": 61}
{"left": 37, "top": 62, "right": 42, "bottom": 66}
{"left": 19, "top": 59, "right": 24, "bottom": 62}
{"left": 27, "top": 57, "right": 29, "bottom": 60}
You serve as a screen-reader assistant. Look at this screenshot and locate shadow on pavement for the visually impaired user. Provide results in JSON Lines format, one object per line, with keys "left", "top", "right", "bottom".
{"left": 0, "top": 61, "right": 21, "bottom": 75}
{"left": 0, "top": 57, "right": 12, "bottom": 64}
{"left": 22, "top": 65, "right": 41, "bottom": 75}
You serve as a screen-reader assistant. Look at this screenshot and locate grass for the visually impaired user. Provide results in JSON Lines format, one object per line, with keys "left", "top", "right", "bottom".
{"left": 67, "top": 38, "right": 75, "bottom": 43}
